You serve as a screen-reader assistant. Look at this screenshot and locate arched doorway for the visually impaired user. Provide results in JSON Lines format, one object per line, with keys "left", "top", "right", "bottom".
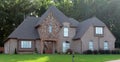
{"left": 43, "top": 40, "right": 56, "bottom": 54}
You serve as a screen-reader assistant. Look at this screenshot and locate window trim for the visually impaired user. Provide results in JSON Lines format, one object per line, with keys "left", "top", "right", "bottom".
{"left": 89, "top": 41, "right": 94, "bottom": 50}
{"left": 94, "top": 26, "right": 104, "bottom": 36}
{"left": 20, "top": 41, "right": 32, "bottom": 49}
{"left": 104, "top": 41, "right": 109, "bottom": 50}
{"left": 18, "top": 40, "right": 35, "bottom": 52}
{"left": 64, "top": 27, "right": 69, "bottom": 37}
{"left": 63, "top": 41, "right": 70, "bottom": 53}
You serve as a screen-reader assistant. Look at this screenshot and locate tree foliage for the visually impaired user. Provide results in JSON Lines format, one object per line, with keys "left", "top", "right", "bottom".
{"left": 0, "top": 0, "right": 120, "bottom": 48}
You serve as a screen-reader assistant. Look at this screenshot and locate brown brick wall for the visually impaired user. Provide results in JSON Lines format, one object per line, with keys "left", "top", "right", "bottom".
{"left": 4, "top": 39, "right": 17, "bottom": 54}
{"left": 81, "top": 25, "right": 116, "bottom": 52}
{"left": 35, "top": 40, "right": 41, "bottom": 53}
{"left": 58, "top": 22, "right": 76, "bottom": 53}
{"left": 71, "top": 40, "right": 82, "bottom": 53}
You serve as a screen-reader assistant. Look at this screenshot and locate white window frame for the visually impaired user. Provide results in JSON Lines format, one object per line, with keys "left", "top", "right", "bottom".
{"left": 48, "top": 25, "right": 52, "bottom": 33}
{"left": 89, "top": 41, "right": 94, "bottom": 50}
{"left": 21, "top": 41, "right": 32, "bottom": 48}
{"left": 63, "top": 41, "right": 70, "bottom": 53}
{"left": 64, "top": 27, "right": 68, "bottom": 37}
{"left": 104, "top": 41, "right": 109, "bottom": 50}
{"left": 95, "top": 27, "right": 103, "bottom": 35}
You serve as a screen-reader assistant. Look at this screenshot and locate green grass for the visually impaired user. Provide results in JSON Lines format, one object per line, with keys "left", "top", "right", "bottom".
{"left": 0, "top": 54, "right": 120, "bottom": 62}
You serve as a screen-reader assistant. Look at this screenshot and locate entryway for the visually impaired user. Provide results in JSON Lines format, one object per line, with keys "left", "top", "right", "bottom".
{"left": 43, "top": 40, "right": 56, "bottom": 54}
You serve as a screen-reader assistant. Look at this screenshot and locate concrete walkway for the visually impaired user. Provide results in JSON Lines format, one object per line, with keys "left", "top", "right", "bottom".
{"left": 106, "top": 60, "right": 120, "bottom": 62}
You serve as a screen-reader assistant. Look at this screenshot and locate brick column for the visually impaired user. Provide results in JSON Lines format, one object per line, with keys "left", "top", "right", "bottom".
{"left": 40, "top": 40, "right": 43, "bottom": 54}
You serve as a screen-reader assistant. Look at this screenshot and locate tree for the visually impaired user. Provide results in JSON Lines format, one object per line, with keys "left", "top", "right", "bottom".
{"left": 0, "top": 0, "right": 120, "bottom": 48}
{"left": 0, "top": 0, "right": 35, "bottom": 46}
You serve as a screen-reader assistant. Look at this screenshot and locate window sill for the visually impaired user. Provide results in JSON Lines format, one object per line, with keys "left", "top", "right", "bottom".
{"left": 95, "top": 34, "right": 104, "bottom": 37}
{"left": 64, "top": 36, "right": 69, "bottom": 38}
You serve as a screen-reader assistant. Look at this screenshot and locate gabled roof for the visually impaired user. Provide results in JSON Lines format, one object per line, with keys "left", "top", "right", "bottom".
{"left": 35, "top": 6, "right": 78, "bottom": 27}
{"left": 7, "top": 6, "right": 107, "bottom": 40}
{"left": 68, "top": 18, "right": 80, "bottom": 27}
{"left": 7, "top": 6, "right": 79, "bottom": 40}
{"left": 8, "top": 16, "right": 40, "bottom": 39}
{"left": 73, "top": 17, "right": 106, "bottom": 39}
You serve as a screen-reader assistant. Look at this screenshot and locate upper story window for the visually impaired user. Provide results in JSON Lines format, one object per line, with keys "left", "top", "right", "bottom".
{"left": 89, "top": 41, "right": 94, "bottom": 50}
{"left": 21, "top": 41, "right": 32, "bottom": 48}
{"left": 49, "top": 25, "right": 52, "bottom": 33}
{"left": 104, "top": 41, "right": 109, "bottom": 50}
{"left": 64, "top": 27, "right": 68, "bottom": 37}
{"left": 95, "top": 27, "right": 103, "bottom": 35}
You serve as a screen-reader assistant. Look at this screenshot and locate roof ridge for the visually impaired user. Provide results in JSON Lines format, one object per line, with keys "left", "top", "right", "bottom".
{"left": 35, "top": 5, "right": 69, "bottom": 27}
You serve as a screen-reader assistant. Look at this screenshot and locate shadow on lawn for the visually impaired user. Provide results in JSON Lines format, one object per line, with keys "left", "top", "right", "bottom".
{"left": 10, "top": 56, "right": 49, "bottom": 62}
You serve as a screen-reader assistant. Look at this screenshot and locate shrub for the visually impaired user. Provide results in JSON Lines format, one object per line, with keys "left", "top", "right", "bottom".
{"left": 55, "top": 50, "right": 57, "bottom": 54}
{"left": 104, "top": 50, "right": 111, "bottom": 54}
{"left": 98, "top": 50, "right": 104, "bottom": 54}
{"left": 98, "top": 50, "right": 111, "bottom": 54}
{"left": 43, "top": 49, "right": 45, "bottom": 54}
{"left": 0, "top": 51, "right": 3, "bottom": 54}
{"left": 93, "top": 50, "right": 98, "bottom": 54}
{"left": 111, "top": 50, "right": 120, "bottom": 54}
{"left": 83, "top": 50, "right": 93, "bottom": 54}
{"left": 14, "top": 48, "right": 17, "bottom": 54}
{"left": 34, "top": 48, "right": 38, "bottom": 53}
{"left": 66, "top": 49, "right": 73, "bottom": 54}
{"left": 83, "top": 50, "right": 113, "bottom": 54}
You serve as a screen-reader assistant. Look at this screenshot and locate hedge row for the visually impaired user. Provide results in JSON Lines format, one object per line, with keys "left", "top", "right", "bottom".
{"left": 83, "top": 50, "right": 120, "bottom": 54}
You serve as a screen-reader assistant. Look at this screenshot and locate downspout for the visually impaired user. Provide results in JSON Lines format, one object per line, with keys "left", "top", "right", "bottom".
{"left": 9, "top": 41, "right": 10, "bottom": 54}
{"left": 81, "top": 39, "right": 82, "bottom": 54}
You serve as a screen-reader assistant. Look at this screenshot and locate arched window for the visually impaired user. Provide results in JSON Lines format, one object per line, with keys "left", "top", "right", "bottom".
{"left": 89, "top": 40, "right": 94, "bottom": 50}
{"left": 63, "top": 41, "right": 70, "bottom": 53}
{"left": 104, "top": 41, "right": 108, "bottom": 50}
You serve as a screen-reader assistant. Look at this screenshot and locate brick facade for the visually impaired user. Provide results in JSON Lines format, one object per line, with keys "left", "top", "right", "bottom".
{"left": 4, "top": 6, "right": 116, "bottom": 54}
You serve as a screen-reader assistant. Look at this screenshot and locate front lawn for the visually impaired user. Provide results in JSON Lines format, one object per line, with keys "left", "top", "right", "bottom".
{"left": 0, "top": 54, "right": 120, "bottom": 62}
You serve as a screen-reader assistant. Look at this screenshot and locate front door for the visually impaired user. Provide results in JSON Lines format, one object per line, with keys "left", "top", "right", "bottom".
{"left": 44, "top": 41, "right": 55, "bottom": 54}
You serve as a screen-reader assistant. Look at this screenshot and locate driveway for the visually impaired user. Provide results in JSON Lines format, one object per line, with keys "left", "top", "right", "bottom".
{"left": 106, "top": 60, "right": 120, "bottom": 62}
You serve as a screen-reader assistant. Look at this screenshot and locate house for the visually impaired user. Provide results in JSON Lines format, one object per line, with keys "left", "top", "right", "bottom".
{"left": 4, "top": 6, "right": 116, "bottom": 54}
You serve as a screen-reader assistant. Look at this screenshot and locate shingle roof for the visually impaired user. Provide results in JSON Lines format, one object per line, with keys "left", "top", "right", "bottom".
{"left": 7, "top": 6, "right": 106, "bottom": 40}
{"left": 73, "top": 17, "right": 106, "bottom": 39}
{"left": 36, "top": 6, "right": 78, "bottom": 27}
{"left": 8, "top": 16, "right": 40, "bottom": 39}
{"left": 68, "top": 18, "right": 80, "bottom": 27}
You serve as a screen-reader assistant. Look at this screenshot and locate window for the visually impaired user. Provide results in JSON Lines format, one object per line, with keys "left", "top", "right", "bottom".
{"left": 49, "top": 25, "right": 52, "bottom": 33}
{"left": 89, "top": 41, "right": 94, "bottom": 50}
{"left": 21, "top": 41, "right": 32, "bottom": 48}
{"left": 95, "top": 27, "right": 103, "bottom": 35}
{"left": 104, "top": 41, "right": 108, "bottom": 50}
{"left": 64, "top": 27, "right": 68, "bottom": 37}
{"left": 63, "top": 41, "right": 70, "bottom": 53}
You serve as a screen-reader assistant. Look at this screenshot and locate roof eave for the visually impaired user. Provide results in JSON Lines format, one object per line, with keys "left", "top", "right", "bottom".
{"left": 4, "top": 37, "right": 17, "bottom": 43}
{"left": 72, "top": 37, "right": 81, "bottom": 40}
